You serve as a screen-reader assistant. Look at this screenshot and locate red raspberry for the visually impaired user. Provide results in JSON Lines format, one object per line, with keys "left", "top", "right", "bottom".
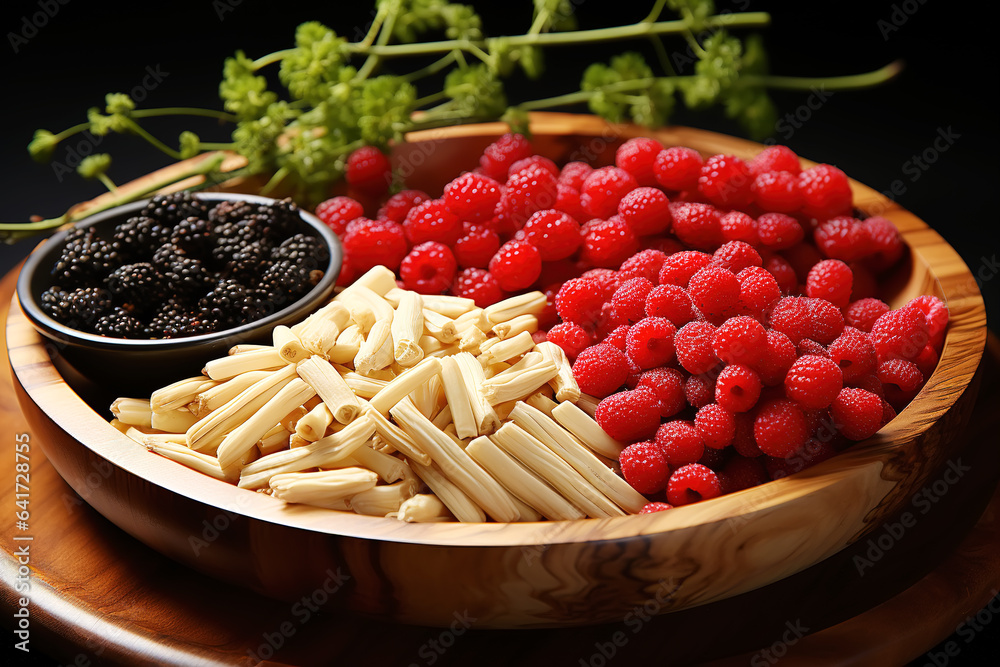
{"left": 479, "top": 133, "right": 533, "bottom": 181}
{"left": 845, "top": 298, "right": 890, "bottom": 333}
{"left": 654, "top": 146, "right": 703, "bottom": 191}
{"left": 553, "top": 182, "right": 588, "bottom": 222}
{"left": 520, "top": 210, "right": 581, "bottom": 261}
{"left": 658, "top": 250, "right": 713, "bottom": 288}
{"left": 754, "top": 398, "right": 809, "bottom": 457}
{"left": 596, "top": 388, "right": 662, "bottom": 442}
{"left": 451, "top": 267, "right": 503, "bottom": 307}
{"left": 626, "top": 317, "right": 677, "bottom": 369}
{"left": 870, "top": 307, "right": 929, "bottom": 362}
{"left": 556, "top": 277, "right": 606, "bottom": 329}
{"left": 620, "top": 441, "right": 670, "bottom": 494}
{"left": 454, "top": 224, "right": 500, "bottom": 269}
{"left": 611, "top": 277, "right": 655, "bottom": 324}
{"left": 616, "top": 137, "right": 663, "bottom": 187}
{"left": 712, "top": 315, "right": 767, "bottom": 366}
{"left": 906, "top": 295, "right": 948, "bottom": 350}
{"left": 719, "top": 211, "right": 758, "bottom": 245}
{"left": 731, "top": 413, "right": 763, "bottom": 457}
{"left": 502, "top": 164, "right": 560, "bottom": 226}
{"left": 754, "top": 329, "right": 797, "bottom": 386}
{"left": 814, "top": 216, "right": 870, "bottom": 262}
{"left": 377, "top": 189, "right": 430, "bottom": 224}
{"left": 695, "top": 404, "right": 736, "bottom": 449}
{"left": 764, "top": 255, "right": 798, "bottom": 294}
{"left": 806, "top": 259, "right": 853, "bottom": 309}
{"left": 572, "top": 343, "right": 629, "bottom": 398}
{"left": 877, "top": 358, "right": 924, "bottom": 393}
{"left": 685, "top": 373, "right": 717, "bottom": 409}
{"left": 784, "top": 355, "right": 843, "bottom": 409}
{"left": 698, "top": 441, "right": 729, "bottom": 471}
{"left": 637, "top": 367, "right": 686, "bottom": 418}
{"left": 698, "top": 154, "right": 753, "bottom": 208}
{"left": 666, "top": 464, "right": 721, "bottom": 506}
{"left": 580, "top": 167, "right": 638, "bottom": 219}
{"left": 580, "top": 216, "right": 640, "bottom": 269}
{"left": 670, "top": 202, "right": 723, "bottom": 249}
{"left": 797, "top": 164, "right": 853, "bottom": 219}
{"left": 828, "top": 327, "right": 877, "bottom": 383}
{"left": 403, "top": 199, "right": 462, "bottom": 246}
{"left": 645, "top": 284, "right": 699, "bottom": 327}
{"left": 713, "top": 241, "right": 761, "bottom": 274}
{"left": 752, "top": 171, "right": 803, "bottom": 214}
{"left": 656, "top": 421, "right": 705, "bottom": 465}
{"left": 345, "top": 146, "right": 392, "bottom": 196}
{"left": 769, "top": 296, "right": 842, "bottom": 345}
{"left": 580, "top": 268, "right": 620, "bottom": 300}
{"left": 399, "top": 242, "right": 457, "bottom": 294}
{"left": 602, "top": 324, "right": 630, "bottom": 350}
{"left": 736, "top": 266, "right": 782, "bottom": 321}
{"left": 643, "top": 237, "right": 685, "bottom": 256}
{"left": 864, "top": 216, "right": 905, "bottom": 270}
{"left": 509, "top": 155, "right": 558, "bottom": 178}
{"left": 341, "top": 218, "right": 408, "bottom": 272}
{"left": 749, "top": 145, "right": 801, "bottom": 176}
{"left": 617, "top": 187, "right": 672, "bottom": 237}
{"left": 914, "top": 343, "right": 939, "bottom": 380}
{"left": 850, "top": 373, "right": 885, "bottom": 398}
{"left": 443, "top": 172, "right": 502, "bottom": 222}
{"left": 715, "top": 364, "right": 762, "bottom": 413}
{"left": 881, "top": 399, "right": 898, "bottom": 426}
{"left": 546, "top": 322, "right": 592, "bottom": 361}
{"left": 489, "top": 240, "right": 542, "bottom": 292}
{"left": 796, "top": 338, "right": 829, "bottom": 358}
{"left": 315, "top": 196, "right": 363, "bottom": 235}
{"left": 675, "top": 321, "right": 718, "bottom": 375}
{"left": 687, "top": 266, "right": 740, "bottom": 320}
{"left": 718, "top": 455, "right": 768, "bottom": 493}
{"left": 638, "top": 501, "right": 674, "bottom": 514}
{"left": 756, "top": 213, "right": 804, "bottom": 250}
{"left": 619, "top": 249, "right": 668, "bottom": 283}
{"left": 559, "top": 161, "right": 593, "bottom": 190}
{"left": 830, "top": 388, "right": 882, "bottom": 440}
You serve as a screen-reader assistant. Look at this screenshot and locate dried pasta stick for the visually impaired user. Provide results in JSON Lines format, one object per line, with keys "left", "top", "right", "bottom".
{"left": 453, "top": 352, "right": 501, "bottom": 435}
{"left": 492, "top": 423, "right": 622, "bottom": 519}
{"left": 348, "top": 265, "right": 397, "bottom": 297}
{"left": 484, "top": 291, "right": 546, "bottom": 325}
{"left": 409, "top": 461, "right": 486, "bottom": 523}
{"left": 492, "top": 314, "right": 538, "bottom": 340}
{"left": 111, "top": 398, "right": 152, "bottom": 428}
{"left": 396, "top": 494, "right": 454, "bottom": 523}
{"left": 416, "top": 293, "right": 477, "bottom": 319}
{"left": 259, "top": 424, "right": 291, "bottom": 456}
{"left": 368, "top": 356, "right": 442, "bottom": 416}
{"left": 350, "top": 446, "right": 409, "bottom": 483}
{"left": 217, "top": 378, "right": 317, "bottom": 469}
{"left": 458, "top": 325, "right": 487, "bottom": 354}
{"left": 146, "top": 441, "right": 228, "bottom": 481}
{"left": 124, "top": 427, "right": 187, "bottom": 446}
{"left": 150, "top": 407, "right": 199, "bottom": 433}
{"left": 323, "top": 324, "right": 363, "bottom": 365}
{"left": 439, "top": 356, "right": 478, "bottom": 439}
{"left": 297, "top": 356, "right": 363, "bottom": 424}
{"left": 349, "top": 479, "right": 420, "bottom": 516}
{"left": 510, "top": 403, "right": 645, "bottom": 513}
{"left": 229, "top": 344, "right": 272, "bottom": 355}
{"left": 337, "top": 284, "right": 394, "bottom": 333}
{"left": 551, "top": 401, "right": 625, "bottom": 460}
{"left": 481, "top": 359, "right": 558, "bottom": 405}
{"left": 525, "top": 392, "right": 559, "bottom": 418}
{"left": 422, "top": 308, "right": 459, "bottom": 343}
{"left": 355, "top": 320, "right": 394, "bottom": 375}
{"left": 431, "top": 403, "right": 453, "bottom": 431}
{"left": 186, "top": 364, "right": 298, "bottom": 451}
{"left": 342, "top": 372, "right": 388, "bottom": 399}
{"left": 391, "top": 399, "right": 519, "bottom": 522}
{"left": 204, "top": 347, "right": 285, "bottom": 381}
{"left": 410, "top": 373, "right": 443, "bottom": 419}
{"left": 454, "top": 308, "right": 488, "bottom": 333}
{"left": 191, "top": 370, "right": 271, "bottom": 417}
{"left": 510, "top": 496, "right": 543, "bottom": 522}
{"left": 269, "top": 468, "right": 379, "bottom": 508}
{"left": 575, "top": 393, "right": 600, "bottom": 419}
{"left": 364, "top": 405, "right": 431, "bottom": 466}
{"left": 292, "top": 300, "right": 351, "bottom": 342}
{"left": 477, "top": 330, "right": 535, "bottom": 366}
{"left": 391, "top": 291, "right": 425, "bottom": 366}
{"left": 272, "top": 325, "right": 309, "bottom": 364}
{"left": 294, "top": 402, "right": 333, "bottom": 441}
{"left": 467, "top": 436, "right": 585, "bottom": 521}
{"left": 151, "top": 377, "right": 217, "bottom": 413}
{"left": 535, "top": 341, "right": 581, "bottom": 403}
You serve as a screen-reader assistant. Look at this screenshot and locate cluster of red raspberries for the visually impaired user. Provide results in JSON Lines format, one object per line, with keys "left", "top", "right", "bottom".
{"left": 315, "top": 134, "right": 949, "bottom": 512}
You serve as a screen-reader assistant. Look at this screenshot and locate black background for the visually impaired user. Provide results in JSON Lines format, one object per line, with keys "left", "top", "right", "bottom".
{"left": 2, "top": 1, "right": 998, "bottom": 665}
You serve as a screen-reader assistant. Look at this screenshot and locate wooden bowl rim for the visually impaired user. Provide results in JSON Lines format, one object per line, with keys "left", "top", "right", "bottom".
{"left": 7, "top": 112, "right": 988, "bottom": 548}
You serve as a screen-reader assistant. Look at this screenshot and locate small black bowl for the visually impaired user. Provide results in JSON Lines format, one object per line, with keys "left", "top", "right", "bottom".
{"left": 16, "top": 192, "right": 341, "bottom": 394}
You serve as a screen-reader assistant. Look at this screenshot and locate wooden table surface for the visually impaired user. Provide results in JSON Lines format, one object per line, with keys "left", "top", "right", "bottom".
{"left": 2, "top": 258, "right": 1000, "bottom": 666}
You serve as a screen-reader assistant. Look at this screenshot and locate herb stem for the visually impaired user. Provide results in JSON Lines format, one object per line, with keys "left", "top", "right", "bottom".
{"left": 122, "top": 119, "right": 183, "bottom": 160}
{"left": 133, "top": 107, "right": 237, "bottom": 122}
{"left": 399, "top": 52, "right": 458, "bottom": 83}
{"left": 744, "top": 61, "right": 904, "bottom": 91}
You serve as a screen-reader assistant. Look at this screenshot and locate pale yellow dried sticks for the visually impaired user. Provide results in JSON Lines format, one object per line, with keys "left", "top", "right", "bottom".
{"left": 551, "top": 400, "right": 625, "bottom": 460}
{"left": 484, "top": 292, "right": 546, "bottom": 325}
{"left": 111, "top": 398, "right": 152, "bottom": 428}
{"left": 367, "top": 357, "right": 442, "bottom": 416}
{"left": 395, "top": 493, "right": 454, "bottom": 523}
{"left": 453, "top": 352, "right": 500, "bottom": 435}
{"left": 297, "top": 356, "right": 362, "bottom": 424}
{"left": 204, "top": 347, "right": 285, "bottom": 381}
{"left": 191, "top": 370, "right": 272, "bottom": 417}
{"left": 391, "top": 290, "right": 425, "bottom": 366}
{"left": 409, "top": 461, "right": 487, "bottom": 523}
{"left": 364, "top": 405, "right": 432, "bottom": 466}
{"left": 217, "top": 377, "right": 317, "bottom": 469}
{"left": 535, "top": 341, "right": 581, "bottom": 403}
{"left": 150, "top": 376, "right": 217, "bottom": 413}
{"left": 269, "top": 468, "right": 379, "bottom": 509}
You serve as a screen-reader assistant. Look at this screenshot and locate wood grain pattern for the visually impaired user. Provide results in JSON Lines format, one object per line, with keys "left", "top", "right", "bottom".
{"left": 4, "top": 114, "right": 989, "bottom": 629}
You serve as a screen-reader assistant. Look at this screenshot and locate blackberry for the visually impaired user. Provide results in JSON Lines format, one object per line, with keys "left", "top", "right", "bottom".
{"left": 228, "top": 242, "right": 272, "bottom": 283}
{"left": 105, "top": 262, "right": 166, "bottom": 308}
{"left": 169, "top": 215, "right": 214, "bottom": 258}
{"left": 141, "top": 191, "right": 207, "bottom": 227}
{"left": 259, "top": 259, "right": 317, "bottom": 306}
{"left": 111, "top": 215, "right": 170, "bottom": 259}
{"left": 271, "top": 233, "right": 329, "bottom": 268}
{"left": 51, "top": 227, "right": 121, "bottom": 287}
{"left": 254, "top": 198, "right": 301, "bottom": 241}
{"left": 208, "top": 199, "right": 256, "bottom": 226}
{"left": 212, "top": 219, "right": 268, "bottom": 265}
{"left": 93, "top": 307, "right": 147, "bottom": 338}
{"left": 151, "top": 242, "right": 187, "bottom": 270}
{"left": 64, "top": 287, "right": 114, "bottom": 326}
{"left": 148, "top": 300, "right": 206, "bottom": 338}
{"left": 161, "top": 255, "right": 214, "bottom": 298}
{"left": 198, "top": 278, "right": 256, "bottom": 328}
{"left": 40, "top": 287, "right": 72, "bottom": 321}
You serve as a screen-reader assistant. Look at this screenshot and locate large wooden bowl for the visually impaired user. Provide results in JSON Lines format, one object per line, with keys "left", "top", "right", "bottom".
{"left": 6, "top": 113, "right": 987, "bottom": 629}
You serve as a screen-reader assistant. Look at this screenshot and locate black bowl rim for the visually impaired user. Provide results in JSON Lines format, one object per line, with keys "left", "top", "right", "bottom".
{"left": 15, "top": 192, "right": 342, "bottom": 352}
